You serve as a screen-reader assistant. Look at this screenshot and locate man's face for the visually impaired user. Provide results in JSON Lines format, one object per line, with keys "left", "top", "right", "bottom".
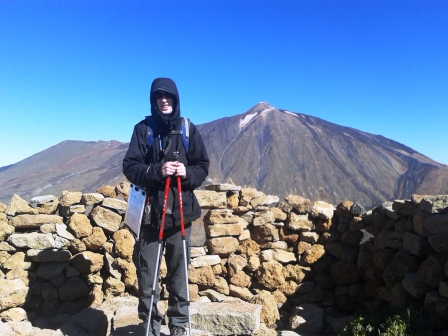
{"left": 155, "top": 91, "right": 174, "bottom": 115}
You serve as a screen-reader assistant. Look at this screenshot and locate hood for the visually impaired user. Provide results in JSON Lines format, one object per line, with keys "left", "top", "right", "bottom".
{"left": 150, "top": 77, "right": 181, "bottom": 133}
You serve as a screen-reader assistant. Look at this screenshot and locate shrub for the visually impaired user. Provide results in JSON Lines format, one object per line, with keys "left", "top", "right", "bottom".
{"left": 337, "top": 307, "right": 432, "bottom": 336}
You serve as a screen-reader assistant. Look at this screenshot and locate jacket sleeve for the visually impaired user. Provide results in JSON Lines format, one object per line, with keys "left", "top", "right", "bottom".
{"left": 122, "top": 122, "right": 164, "bottom": 187}
{"left": 181, "top": 123, "right": 209, "bottom": 190}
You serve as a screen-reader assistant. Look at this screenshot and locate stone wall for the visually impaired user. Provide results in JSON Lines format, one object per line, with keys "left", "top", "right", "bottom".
{"left": 0, "top": 182, "right": 448, "bottom": 335}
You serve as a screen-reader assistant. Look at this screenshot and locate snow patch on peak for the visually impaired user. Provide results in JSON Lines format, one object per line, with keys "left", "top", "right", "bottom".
{"left": 283, "top": 110, "right": 298, "bottom": 117}
{"left": 240, "top": 113, "right": 257, "bottom": 128}
{"left": 260, "top": 108, "right": 276, "bottom": 117}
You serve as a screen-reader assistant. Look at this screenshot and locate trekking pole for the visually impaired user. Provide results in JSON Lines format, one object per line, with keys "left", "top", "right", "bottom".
{"left": 145, "top": 176, "right": 171, "bottom": 336}
{"left": 176, "top": 175, "right": 192, "bottom": 335}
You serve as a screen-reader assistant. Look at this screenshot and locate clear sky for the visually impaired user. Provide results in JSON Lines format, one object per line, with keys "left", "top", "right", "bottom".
{"left": 1, "top": 0, "right": 447, "bottom": 168}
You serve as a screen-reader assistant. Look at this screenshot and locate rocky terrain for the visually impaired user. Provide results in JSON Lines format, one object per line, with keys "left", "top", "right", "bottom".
{"left": 1, "top": 181, "right": 448, "bottom": 335}
{"left": 1, "top": 102, "right": 447, "bottom": 208}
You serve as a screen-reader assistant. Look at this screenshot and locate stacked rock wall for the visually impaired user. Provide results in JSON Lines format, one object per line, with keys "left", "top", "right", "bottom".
{"left": 0, "top": 182, "right": 448, "bottom": 335}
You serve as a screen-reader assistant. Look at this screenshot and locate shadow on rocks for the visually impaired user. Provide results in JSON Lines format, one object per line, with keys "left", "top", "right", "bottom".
{"left": 60, "top": 307, "right": 109, "bottom": 336}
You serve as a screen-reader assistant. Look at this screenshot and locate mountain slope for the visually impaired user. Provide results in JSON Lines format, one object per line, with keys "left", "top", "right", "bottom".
{"left": 197, "top": 102, "right": 448, "bottom": 207}
{"left": 0, "top": 140, "right": 127, "bottom": 203}
{"left": 1, "top": 102, "right": 446, "bottom": 208}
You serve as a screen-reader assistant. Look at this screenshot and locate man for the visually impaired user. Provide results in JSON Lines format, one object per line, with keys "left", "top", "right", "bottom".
{"left": 123, "top": 77, "right": 209, "bottom": 336}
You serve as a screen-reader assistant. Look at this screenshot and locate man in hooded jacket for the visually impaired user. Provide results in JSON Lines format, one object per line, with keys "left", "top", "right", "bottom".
{"left": 123, "top": 78, "right": 209, "bottom": 336}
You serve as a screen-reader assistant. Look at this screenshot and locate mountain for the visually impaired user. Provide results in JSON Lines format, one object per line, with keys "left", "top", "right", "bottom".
{"left": 0, "top": 140, "right": 127, "bottom": 203}
{"left": 197, "top": 102, "right": 448, "bottom": 208}
{"left": 1, "top": 102, "right": 447, "bottom": 207}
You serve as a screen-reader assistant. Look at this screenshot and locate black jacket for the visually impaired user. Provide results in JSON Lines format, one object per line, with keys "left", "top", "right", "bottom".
{"left": 123, "top": 78, "right": 209, "bottom": 229}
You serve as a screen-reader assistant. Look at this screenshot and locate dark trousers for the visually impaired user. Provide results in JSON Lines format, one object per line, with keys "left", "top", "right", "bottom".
{"left": 133, "top": 224, "right": 191, "bottom": 335}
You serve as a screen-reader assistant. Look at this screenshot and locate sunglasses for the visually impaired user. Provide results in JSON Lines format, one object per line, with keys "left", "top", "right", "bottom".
{"left": 154, "top": 91, "right": 174, "bottom": 99}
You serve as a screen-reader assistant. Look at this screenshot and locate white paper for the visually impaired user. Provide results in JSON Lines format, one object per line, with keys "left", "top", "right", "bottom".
{"left": 124, "top": 184, "right": 147, "bottom": 240}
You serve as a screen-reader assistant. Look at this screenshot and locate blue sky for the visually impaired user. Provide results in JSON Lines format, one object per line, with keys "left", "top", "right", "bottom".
{"left": 1, "top": 0, "right": 447, "bottom": 167}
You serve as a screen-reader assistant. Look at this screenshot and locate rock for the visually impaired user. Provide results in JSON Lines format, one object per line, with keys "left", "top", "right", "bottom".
{"left": 249, "top": 291, "right": 279, "bottom": 327}
{"left": 82, "top": 227, "right": 107, "bottom": 251}
{"left": 1, "top": 251, "right": 31, "bottom": 270}
{"left": 8, "top": 321, "right": 34, "bottom": 335}
{"left": 9, "top": 214, "right": 63, "bottom": 229}
{"left": 8, "top": 232, "right": 55, "bottom": 250}
{"left": 239, "top": 188, "right": 263, "bottom": 206}
{"left": 259, "top": 241, "right": 288, "bottom": 250}
{"left": 0, "top": 241, "right": 16, "bottom": 252}
{"left": 290, "top": 286, "right": 324, "bottom": 305}
{"left": 71, "top": 307, "right": 109, "bottom": 336}
{"left": 402, "top": 272, "right": 431, "bottom": 298}
{"left": 36, "top": 262, "right": 68, "bottom": 279}
{"left": 104, "top": 252, "right": 122, "bottom": 280}
{"left": 311, "top": 201, "right": 335, "bottom": 220}
{"left": 0, "top": 221, "right": 15, "bottom": 242}
{"left": 325, "top": 242, "right": 358, "bottom": 262}
{"left": 97, "top": 185, "right": 117, "bottom": 198}
{"left": 213, "top": 276, "right": 230, "bottom": 295}
{"left": 288, "top": 212, "right": 313, "bottom": 232}
{"left": 247, "top": 255, "right": 261, "bottom": 272}
{"left": 0, "top": 279, "right": 28, "bottom": 310}
{"left": 229, "top": 271, "right": 251, "bottom": 288}
{"left": 194, "top": 190, "right": 227, "bottom": 209}
{"left": 271, "top": 207, "right": 287, "bottom": 221}
{"left": 283, "top": 264, "right": 310, "bottom": 283}
{"left": 330, "top": 259, "right": 358, "bottom": 285}
{"left": 103, "top": 277, "right": 125, "bottom": 297}
{"left": 205, "top": 223, "right": 243, "bottom": 237}
{"left": 60, "top": 191, "right": 83, "bottom": 206}
{"left": 111, "top": 230, "right": 133, "bottom": 261}
{"left": 256, "top": 261, "right": 286, "bottom": 290}
{"left": 30, "top": 195, "right": 59, "bottom": 214}
{"left": 428, "top": 234, "right": 448, "bottom": 253}
{"left": 102, "top": 198, "right": 127, "bottom": 212}
{"left": 59, "top": 277, "right": 90, "bottom": 301}
{"left": 418, "top": 254, "right": 447, "bottom": 288}
{"left": 297, "top": 241, "right": 311, "bottom": 255}
{"left": 190, "top": 301, "right": 261, "bottom": 336}
{"left": 204, "top": 209, "right": 239, "bottom": 224}
{"left": 6, "top": 194, "right": 38, "bottom": 216}
{"left": 70, "top": 251, "right": 104, "bottom": 274}
{"left": 289, "top": 304, "right": 324, "bottom": 334}
{"left": 375, "top": 229, "right": 404, "bottom": 250}
{"left": 0, "top": 307, "right": 27, "bottom": 322}
{"left": 226, "top": 254, "right": 247, "bottom": 276}
{"left": 422, "top": 214, "right": 448, "bottom": 236}
{"left": 116, "top": 181, "right": 130, "bottom": 201}
{"left": 403, "top": 232, "right": 430, "bottom": 256}
{"left": 90, "top": 206, "right": 122, "bottom": 233}
{"left": 301, "top": 244, "right": 325, "bottom": 265}
{"left": 191, "top": 247, "right": 206, "bottom": 258}
{"left": 420, "top": 195, "right": 448, "bottom": 214}
{"left": 68, "top": 213, "right": 93, "bottom": 238}
{"left": 285, "top": 195, "right": 311, "bottom": 213}
{"left": 81, "top": 193, "right": 105, "bottom": 206}
{"left": 112, "top": 305, "right": 140, "bottom": 329}
{"left": 300, "top": 231, "right": 319, "bottom": 244}
{"left": 227, "top": 193, "right": 239, "bottom": 210}
{"left": 383, "top": 250, "right": 419, "bottom": 285}
{"left": 207, "top": 237, "right": 239, "bottom": 256}
{"left": 192, "top": 255, "right": 222, "bottom": 268}
{"left": 59, "top": 204, "right": 86, "bottom": 216}
{"left": 27, "top": 249, "right": 71, "bottom": 262}
{"left": 229, "top": 284, "right": 253, "bottom": 301}
{"left": 260, "top": 249, "right": 296, "bottom": 264}
{"left": 251, "top": 224, "right": 279, "bottom": 243}
{"left": 252, "top": 211, "right": 275, "bottom": 226}
{"left": 238, "top": 239, "right": 260, "bottom": 257}
{"left": 205, "top": 184, "right": 242, "bottom": 192}
{"left": 188, "top": 265, "right": 215, "bottom": 287}
{"left": 114, "top": 258, "right": 138, "bottom": 288}
{"left": 54, "top": 224, "right": 75, "bottom": 241}
{"left": 392, "top": 199, "right": 417, "bottom": 216}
